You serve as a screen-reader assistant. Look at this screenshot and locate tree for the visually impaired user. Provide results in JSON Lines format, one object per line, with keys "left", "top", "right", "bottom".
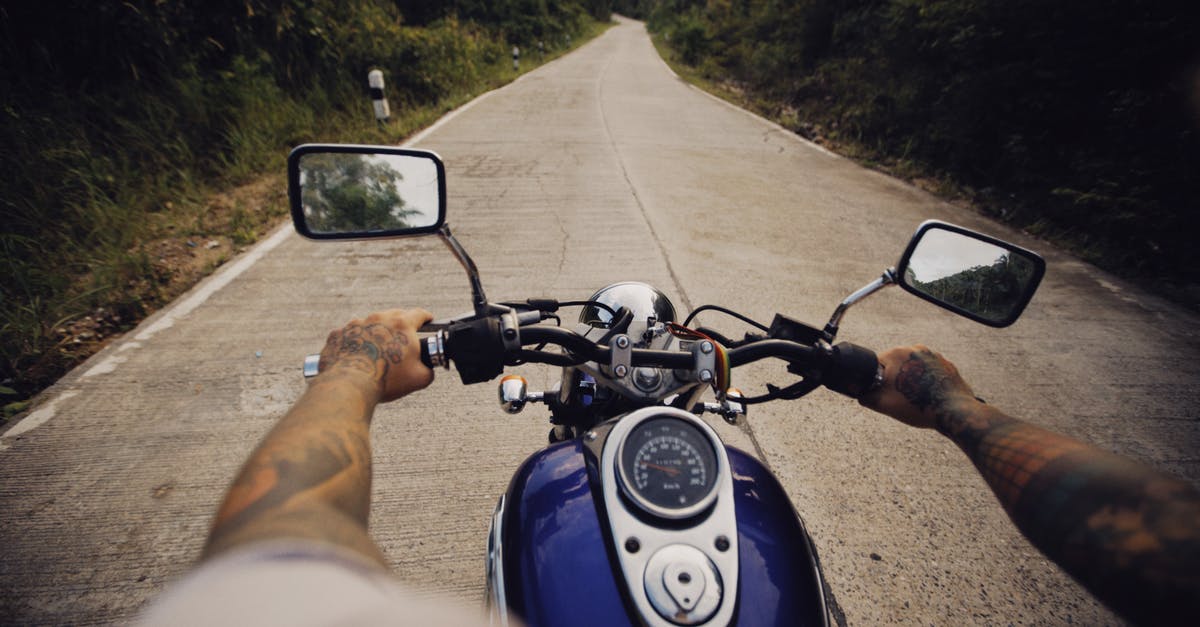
{"left": 300, "top": 154, "right": 419, "bottom": 233}
{"left": 912, "top": 253, "right": 1037, "bottom": 322}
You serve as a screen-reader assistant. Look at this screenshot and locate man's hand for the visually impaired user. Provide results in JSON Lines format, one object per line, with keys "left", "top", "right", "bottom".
{"left": 857, "top": 344, "right": 1200, "bottom": 624}
{"left": 317, "top": 308, "right": 434, "bottom": 403}
{"left": 859, "top": 345, "right": 979, "bottom": 430}
{"left": 205, "top": 308, "right": 435, "bottom": 563}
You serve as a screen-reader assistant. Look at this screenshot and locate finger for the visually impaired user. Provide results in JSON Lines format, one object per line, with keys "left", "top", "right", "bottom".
{"left": 363, "top": 308, "right": 431, "bottom": 333}
{"left": 395, "top": 307, "right": 433, "bottom": 331}
{"left": 324, "top": 329, "right": 344, "bottom": 353}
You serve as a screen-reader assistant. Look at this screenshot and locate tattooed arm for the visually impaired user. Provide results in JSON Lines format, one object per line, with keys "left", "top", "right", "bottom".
{"left": 202, "top": 308, "right": 434, "bottom": 567}
{"left": 863, "top": 346, "right": 1200, "bottom": 625}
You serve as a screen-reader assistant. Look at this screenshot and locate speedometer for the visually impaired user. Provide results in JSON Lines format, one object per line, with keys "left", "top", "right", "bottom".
{"left": 617, "top": 416, "right": 720, "bottom": 519}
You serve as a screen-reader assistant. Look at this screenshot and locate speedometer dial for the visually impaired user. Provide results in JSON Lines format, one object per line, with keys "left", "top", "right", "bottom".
{"left": 617, "top": 416, "right": 719, "bottom": 518}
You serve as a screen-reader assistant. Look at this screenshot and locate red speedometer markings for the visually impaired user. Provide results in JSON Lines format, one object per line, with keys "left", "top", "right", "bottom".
{"left": 640, "top": 461, "right": 682, "bottom": 477}
{"left": 622, "top": 417, "right": 719, "bottom": 516}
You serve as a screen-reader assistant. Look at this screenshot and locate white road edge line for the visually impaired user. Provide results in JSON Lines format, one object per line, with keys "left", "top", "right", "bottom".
{"left": 645, "top": 29, "right": 839, "bottom": 159}
{"left": 689, "top": 84, "right": 840, "bottom": 158}
{"left": 2, "top": 25, "right": 615, "bottom": 442}
{"left": 73, "top": 84, "right": 488, "bottom": 381}
{"left": 1, "top": 391, "right": 80, "bottom": 446}
{"left": 408, "top": 21, "right": 617, "bottom": 145}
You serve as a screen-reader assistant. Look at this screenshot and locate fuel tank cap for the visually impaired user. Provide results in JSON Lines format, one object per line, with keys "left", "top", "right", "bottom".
{"left": 643, "top": 544, "right": 722, "bottom": 624}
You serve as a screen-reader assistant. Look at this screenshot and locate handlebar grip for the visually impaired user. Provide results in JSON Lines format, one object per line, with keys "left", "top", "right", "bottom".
{"left": 419, "top": 335, "right": 434, "bottom": 369}
{"left": 303, "top": 354, "right": 321, "bottom": 379}
{"left": 419, "top": 331, "right": 449, "bottom": 370}
{"left": 305, "top": 334, "right": 441, "bottom": 380}
{"left": 823, "top": 342, "right": 883, "bottom": 399}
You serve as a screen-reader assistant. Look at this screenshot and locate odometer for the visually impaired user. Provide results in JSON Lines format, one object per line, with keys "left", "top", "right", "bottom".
{"left": 617, "top": 416, "right": 719, "bottom": 518}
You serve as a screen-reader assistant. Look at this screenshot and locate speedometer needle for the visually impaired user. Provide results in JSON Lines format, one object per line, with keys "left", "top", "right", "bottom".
{"left": 640, "top": 462, "right": 681, "bottom": 477}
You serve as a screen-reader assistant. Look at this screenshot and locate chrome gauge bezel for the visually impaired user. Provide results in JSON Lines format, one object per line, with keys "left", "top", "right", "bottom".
{"left": 599, "top": 406, "right": 740, "bottom": 627}
{"left": 615, "top": 415, "right": 721, "bottom": 520}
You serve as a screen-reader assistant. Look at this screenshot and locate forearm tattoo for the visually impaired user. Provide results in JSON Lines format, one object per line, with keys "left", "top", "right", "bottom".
{"left": 204, "top": 377, "right": 382, "bottom": 563}
{"left": 896, "top": 350, "right": 1200, "bottom": 622}
{"left": 895, "top": 353, "right": 950, "bottom": 414}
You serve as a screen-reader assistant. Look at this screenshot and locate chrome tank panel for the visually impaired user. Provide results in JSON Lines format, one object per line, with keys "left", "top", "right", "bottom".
{"left": 490, "top": 440, "right": 829, "bottom": 626}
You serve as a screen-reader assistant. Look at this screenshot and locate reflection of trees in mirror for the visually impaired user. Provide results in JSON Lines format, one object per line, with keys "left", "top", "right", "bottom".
{"left": 301, "top": 154, "right": 420, "bottom": 233}
{"left": 910, "top": 254, "right": 1036, "bottom": 321}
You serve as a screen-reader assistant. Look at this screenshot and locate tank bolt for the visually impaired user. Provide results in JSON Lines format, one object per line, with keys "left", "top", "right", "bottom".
{"left": 700, "top": 341, "right": 713, "bottom": 354}
{"left": 615, "top": 364, "right": 629, "bottom": 378}
{"left": 625, "top": 537, "right": 641, "bottom": 553}
{"left": 699, "top": 369, "right": 713, "bottom": 382}
{"left": 615, "top": 335, "right": 630, "bottom": 349}
{"left": 584, "top": 431, "right": 597, "bottom": 442}
{"left": 715, "top": 536, "right": 730, "bottom": 552}
{"left": 503, "top": 328, "right": 517, "bottom": 340}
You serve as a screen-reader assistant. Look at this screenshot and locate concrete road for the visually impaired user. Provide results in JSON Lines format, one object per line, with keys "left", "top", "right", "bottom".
{"left": 3, "top": 17, "right": 1198, "bottom": 625}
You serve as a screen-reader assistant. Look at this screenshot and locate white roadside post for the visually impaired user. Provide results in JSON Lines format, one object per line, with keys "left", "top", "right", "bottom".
{"left": 368, "top": 69, "right": 390, "bottom": 124}
{"left": 512, "top": 45, "right": 520, "bottom": 71}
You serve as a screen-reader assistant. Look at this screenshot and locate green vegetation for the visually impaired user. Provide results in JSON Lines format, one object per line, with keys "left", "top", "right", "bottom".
{"left": 635, "top": 0, "right": 1199, "bottom": 306}
{"left": 300, "top": 154, "right": 417, "bottom": 233}
{"left": 0, "top": 1, "right": 612, "bottom": 417}
{"left": 908, "top": 253, "right": 1038, "bottom": 323}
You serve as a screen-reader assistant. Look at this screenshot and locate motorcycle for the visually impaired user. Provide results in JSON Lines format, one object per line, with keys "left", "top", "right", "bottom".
{"left": 286, "top": 143, "right": 1046, "bottom": 627}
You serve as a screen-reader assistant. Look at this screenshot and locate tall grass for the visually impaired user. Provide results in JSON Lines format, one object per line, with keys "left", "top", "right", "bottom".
{"left": 0, "top": 1, "right": 609, "bottom": 416}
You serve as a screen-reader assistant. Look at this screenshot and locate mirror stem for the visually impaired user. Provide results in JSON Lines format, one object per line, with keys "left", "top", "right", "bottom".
{"left": 824, "top": 269, "right": 897, "bottom": 339}
{"left": 438, "top": 225, "right": 490, "bottom": 317}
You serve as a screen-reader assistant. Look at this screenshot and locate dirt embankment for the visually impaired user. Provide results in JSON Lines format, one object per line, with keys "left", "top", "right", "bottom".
{"left": 4, "top": 176, "right": 287, "bottom": 421}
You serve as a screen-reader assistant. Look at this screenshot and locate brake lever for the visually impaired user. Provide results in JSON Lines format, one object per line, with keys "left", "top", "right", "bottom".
{"left": 734, "top": 378, "right": 822, "bottom": 404}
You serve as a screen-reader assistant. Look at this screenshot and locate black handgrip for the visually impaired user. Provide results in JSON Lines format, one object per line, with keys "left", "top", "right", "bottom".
{"left": 823, "top": 342, "right": 882, "bottom": 398}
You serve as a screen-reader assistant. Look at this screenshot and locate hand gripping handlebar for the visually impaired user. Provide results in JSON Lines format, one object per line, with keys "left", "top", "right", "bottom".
{"left": 413, "top": 319, "right": 883, "bottom": 399}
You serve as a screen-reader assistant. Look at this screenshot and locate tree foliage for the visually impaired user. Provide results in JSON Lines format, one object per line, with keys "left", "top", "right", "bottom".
{"left": 908, "top": 253, "right": 1038, "bottom": 322}
{"left": 300, "top": 154, "right": 417, "bottom": 233}
{"left": 0, "top": 0, "right": 605, "bottom": 399}
{"left": 646, "top": 0, "right": 1200, "bottom": 294}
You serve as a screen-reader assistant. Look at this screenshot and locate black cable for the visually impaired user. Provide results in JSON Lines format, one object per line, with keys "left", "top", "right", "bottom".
{"left": 683, "top": 305, "right": 768, "bottom": 331}
{"left": 693, "top": 327, "right": 738, "bottom": 347}
{"left": 499, "top": 299, "right": 619, "bottom": 319}
{"left": 559, "top": 300, "right": 617, "bottom": 317}
{"left": 736, "top": 378, "right": 823, "bottom": 404}
{"left": 597, "top": 307, "right": 633, "bottom": 344}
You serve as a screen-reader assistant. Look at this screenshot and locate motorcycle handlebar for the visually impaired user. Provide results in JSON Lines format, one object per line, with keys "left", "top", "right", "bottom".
{"left": 822, "top": 342, "right": 883, "bottom": 398}
{"left": 414, "top": 319, "right": 880, "bottom": 398}
{"left": 327, "top": 317, "right": 880, "bottom": 399}
{"left": 514, "top": 327, "right": 825, "bottom": 370}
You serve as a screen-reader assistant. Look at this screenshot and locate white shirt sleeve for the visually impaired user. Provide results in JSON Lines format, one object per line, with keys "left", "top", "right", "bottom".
{"left": 137, "top": 541, "right": 494, "bottom": 626}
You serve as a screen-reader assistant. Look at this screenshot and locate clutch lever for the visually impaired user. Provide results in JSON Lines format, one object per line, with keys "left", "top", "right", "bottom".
{"left": 420, "top": 309, "right": 478, "bottom": 332}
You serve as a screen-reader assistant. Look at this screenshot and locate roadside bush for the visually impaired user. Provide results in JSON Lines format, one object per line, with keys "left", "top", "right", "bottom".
{"left": 0, "top": 0, "right": 605, "bottom": 408}
{"left": 648, "top": 0, "right": 1200, "bottom": 299}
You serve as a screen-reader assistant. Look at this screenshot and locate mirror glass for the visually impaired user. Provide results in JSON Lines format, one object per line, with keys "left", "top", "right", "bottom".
{"left": 900, "top": 227, "right": 1041, "bottom": 325}
{"left": 296, "top": 152, "right": 441, "bottom": 235}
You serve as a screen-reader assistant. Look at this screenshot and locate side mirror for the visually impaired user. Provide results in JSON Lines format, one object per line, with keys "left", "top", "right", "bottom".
{"left": 287, "top": 144, "right": 446, "bottom": 240}
{"left": 896, "top": 221, "right": 1045, "bottom": 327}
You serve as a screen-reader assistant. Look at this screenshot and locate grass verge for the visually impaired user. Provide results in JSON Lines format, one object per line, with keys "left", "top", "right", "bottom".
{"left": 0, "top": 18, "right": 614, "bottom": 424}
{"left": 650, "top": 34, "right": 1200, "bottom": 311}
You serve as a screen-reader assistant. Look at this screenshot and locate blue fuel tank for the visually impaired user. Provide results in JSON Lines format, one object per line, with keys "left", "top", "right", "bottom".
{"left": 488, "top": 439, "right": 829, "bottom": 626}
